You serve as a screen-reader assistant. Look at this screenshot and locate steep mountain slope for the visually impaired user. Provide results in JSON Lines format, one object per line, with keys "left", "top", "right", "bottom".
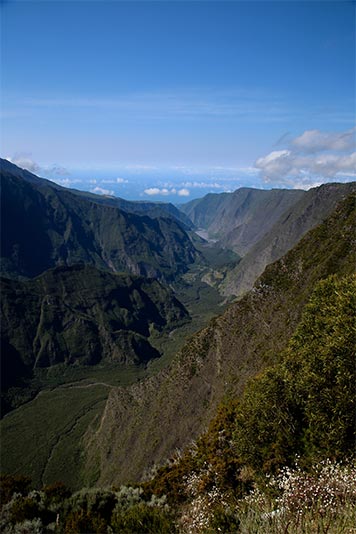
{"left": 0, "top": 161, "right": 199, "bottom": 280}
{"left": 180, "top": 188, "right": 305, "bottom": 255}
{"left": 90, "top": 196, "right": 193, "bottom": 230}
{"left": 0, "top": 158, "right": 193, "bottom": 229}
{"left": 82, "top": 192, "right": 356, "bottom": 487}
{"left": 1, "top": 264, "right": 188, "bottom": 393}
{"left": 140, "top": 272, "right": 355, "bottom": 533}
{"left": 221, "top": 181, "right": 356, "bottom": 296}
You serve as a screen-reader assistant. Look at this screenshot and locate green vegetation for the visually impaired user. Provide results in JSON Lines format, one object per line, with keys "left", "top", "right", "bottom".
{"left": 79, "top": 193, "right": 355, "bottom": 489}
{"left": 1, "top": 384, "right": 109, "bottom": 488}
{"left": 234, "top": 274, "right": 356, "bottom": 473}
{"left": 0, "top": 478, "right": 177, "bottom": 533}
{"left": 1, "top": 264, "right": 189, "bottom": 414}
{"left": 1, "top": 159, "right": 355, "bottom": 533}
{"left": 1, "top": 461, "right": 355, "bottom": 532}
{"left": 139, "top": 273, "right": 356, "bottom": 532}
{"left": 0, "top": 259, "right": 230, "bottom": 493}
{"left": 0, "top": 159, "right": 200, "bottom": 281}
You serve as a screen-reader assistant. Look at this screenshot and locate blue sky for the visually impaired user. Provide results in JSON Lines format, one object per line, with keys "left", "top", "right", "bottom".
{"left": 1, "top": 0, "right": 355, "bottom": 202}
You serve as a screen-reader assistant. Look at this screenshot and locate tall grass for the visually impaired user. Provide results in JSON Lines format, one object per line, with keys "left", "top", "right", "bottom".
{"left": 237, "top": 460, "right": 356, "bottom": 534}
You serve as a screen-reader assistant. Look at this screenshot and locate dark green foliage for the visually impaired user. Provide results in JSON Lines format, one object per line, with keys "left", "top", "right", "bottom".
{"left": 1, "top": 489, "right": 55, "bottom": 527}
{"left": 0, "top": 479, "right": 176, "bottom": 534}
{"left": 233, "top": 274, "right": 356, "bottom": 473}
{"left": 63, "top": 488, "right": 118, "bottom": 523}
{"left": 284, "top": 274, "right": 356, "bottom": 461}
{"left": 144, "top": 271, "right": 355, "bottom": 513}
{"left": 208, "top": 505, "right": 241, "bottom": 533}
{"left": 64, "top": 509, "right": 107, "bottom": 533}
{"left": 142, "top": 452, "right": 196, "bottom": 506}
{"left": 1, "top": 264, "right": 189, "bottom": 413}
{"left": 0, "top": 474, "right": 32, "bottom": 505}
{"left": 7, "top": 496, "right": 41, "bottom": 524}
{"left": 42, "top": 481, "right": 72, "bottom": 508}
{"left": 233, "top": 366, "right": 302, "bottom": 472}
{"left": 193, "top": 400, "right": 246, "bottom": 493}
{"left": 111, "top": 503, "right": 176, "bottom": 533}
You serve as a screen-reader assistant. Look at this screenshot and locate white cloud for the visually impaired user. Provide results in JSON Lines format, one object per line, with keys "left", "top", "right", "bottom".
{"left": 292, "top": 127, "right": 356, "bottom": 153}
{"left": 178, "top": 188, "right": 190, "bottom": 197}
{"left": 6, "top": 154, "right": 41, "bottom": 174}
{"left": 144, "top": 187, "right": 172, "bottom": 196}
{"left": 255, "top": 128, "right": 356, "bottom": 188}
{"left": 91, "top": 186, "right": 115, "bottom": 196}
{"left": 255, "top": 150, "right": 294, "bottom": 182}
{"left": 144, "top": 188, "right": 163, "bottom": 196}
{"left": 257, "top": 150, "right": 291, "bottom": 165}
{"left": 5, "top": 153, "right": 69, "bottom": 177}
{"left": 144, "top": 187, "right": 190, "bottom": 197}
{"left": 116, "top": 177, "right": 128, "bottom": 183}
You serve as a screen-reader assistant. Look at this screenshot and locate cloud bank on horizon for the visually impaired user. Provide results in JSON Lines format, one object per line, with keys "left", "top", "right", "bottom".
{"left": 5, "top": 126, "right": 356, "bottom": 202}
{"left": 255, "top": 127, "right": 356, "bottom": 190}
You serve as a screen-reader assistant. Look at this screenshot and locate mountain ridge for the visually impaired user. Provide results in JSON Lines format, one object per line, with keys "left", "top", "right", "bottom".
{"left": 0, "top": 158, "right": 193, "bottom": 229}
{"left": 0, "top": 160, "right": 200, "bottom": 281}
{"left": 221, "top": 180, "right": 356, "bottom": 296}
{"left": 180, "top": 187, "right": 305, "bottom": 255}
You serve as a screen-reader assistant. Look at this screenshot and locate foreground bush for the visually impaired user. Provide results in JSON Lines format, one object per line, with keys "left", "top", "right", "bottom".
{"left": 234, "top": 274, "right": 356, "bottom": 473}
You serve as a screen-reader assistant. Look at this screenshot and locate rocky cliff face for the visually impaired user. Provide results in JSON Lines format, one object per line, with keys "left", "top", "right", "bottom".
{"left": 221, "top": 181, "right": 356, "bottom": 296}
{"left": 1, "top": 264, "right": 189, "bottom": 390}
{"left": 180, "top": 187, "right": 305, "bottom": 255}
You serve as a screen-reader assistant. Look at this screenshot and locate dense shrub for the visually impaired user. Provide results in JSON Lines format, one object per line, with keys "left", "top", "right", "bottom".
{"left": 233, "top": 274, "right": 356, "bottom": 473}
{"left": 0, "top": 475, "right": 32, "bottom": 506}
{"left": 62, "top": 488, "right": 117, "bottom": 524}
{"left": 42, "top": 481, "right": 71, "bottom": 509}
{"left": 64, "top": 509, "right": 107, "bottom": 533}
{"left": 111, "top": 502, "right": 176, "bottom": 533}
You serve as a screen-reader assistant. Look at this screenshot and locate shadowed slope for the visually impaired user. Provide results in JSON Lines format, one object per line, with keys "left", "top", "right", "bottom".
{"left": 180, "top": 187, "right": 304, "bottom": 255}
{"left": 0, "top": 160, "right": 199, "bottom": 281}
{"left": 221, "top": 181, "right": 356, "bottom": 296}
